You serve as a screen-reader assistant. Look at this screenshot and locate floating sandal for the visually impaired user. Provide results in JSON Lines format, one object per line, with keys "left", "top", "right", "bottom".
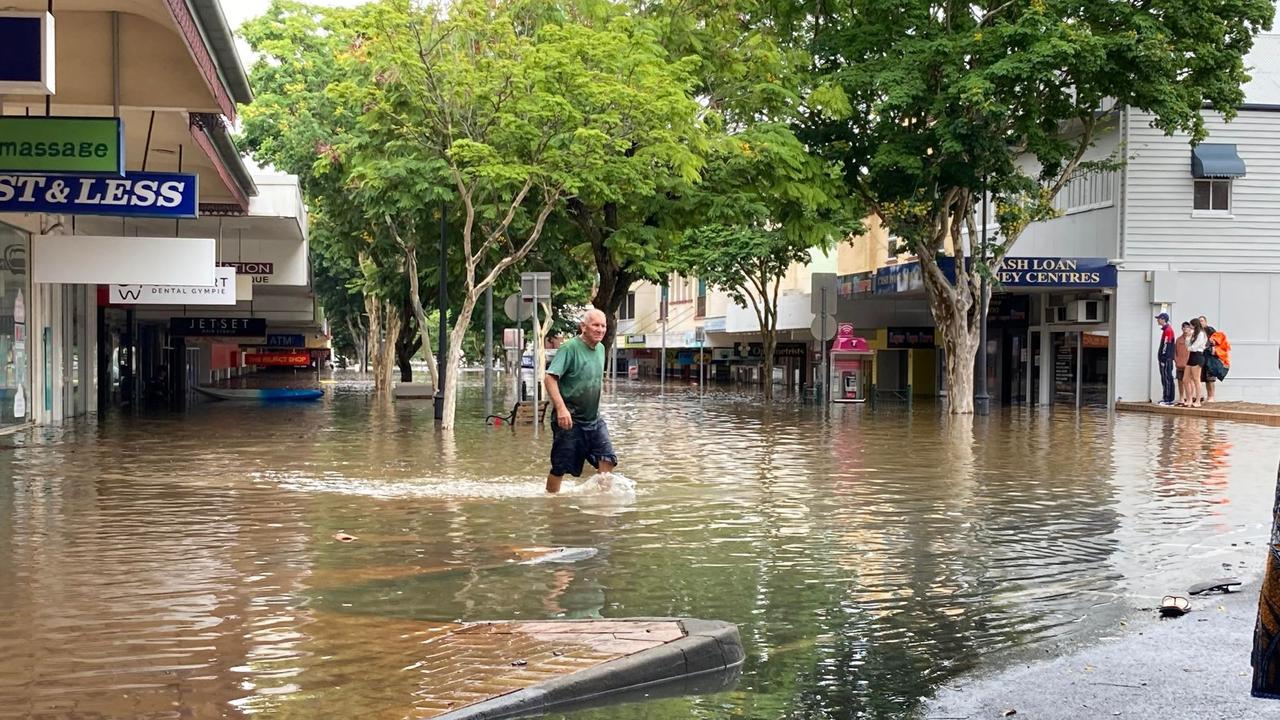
{"left": 1189, "top": 578, "right": 1242, "bottom": 595}
{"left": 1160, "top": 595, "right": 1191, "bottom": 617}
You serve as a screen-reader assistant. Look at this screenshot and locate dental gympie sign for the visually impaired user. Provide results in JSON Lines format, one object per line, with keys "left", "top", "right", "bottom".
{"left": 0, "top": 172, "right": 198, "bottom": 218}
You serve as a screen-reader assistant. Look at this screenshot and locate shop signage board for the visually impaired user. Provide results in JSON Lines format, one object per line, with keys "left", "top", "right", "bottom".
{"left": 246, "top": 352, "right": 310, "bottom": 367}
{"left": 875, "top": 262, "right": 924, "bottom": 294}
{"left": 264, "top": 333, "right": 305, "bottom": 348}
{"left": 0, "top": 117, "right": 123, "bottom": 175}
{"left": 109, "top": 267, "right": 235, "bottom": 305}
{"left": 169, "top": 317, "right": 266, "bottom": 337}
{"left": 219, "top": 261, "right": 275, "bottom": 286}
{"left": 939, "top": 256, "right": 1117, "bottom": 288}
{"left": 0, "top": 12, "right": 55, "bottom": 95}
{"left": 0, "top": 172, "right": 198, "bottom": 218}
{"left": 744, "top": 342, "right": 808, "bottom": 359}
{"left": 33, "top": 235, "right": 214, "bottom": 285}
{"left": 887, "top": 327, "right": 936, "bottom": 349}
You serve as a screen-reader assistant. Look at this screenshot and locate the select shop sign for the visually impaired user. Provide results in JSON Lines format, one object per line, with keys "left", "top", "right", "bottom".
{"left": 0, "top": 171, "right": 197, "bottom": 218}
{"left": 0, "top": 117, "right": 124, "bottom": 175}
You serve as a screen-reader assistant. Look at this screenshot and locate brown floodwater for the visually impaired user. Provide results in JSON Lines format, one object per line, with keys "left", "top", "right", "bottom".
{"left": 0, "top": 376, "right": 1276, "bottom": 719}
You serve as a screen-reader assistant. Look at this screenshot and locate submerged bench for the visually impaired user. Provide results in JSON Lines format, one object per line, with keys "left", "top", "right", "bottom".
{"left": 486, "top": 400, "right": 549, "bottom": 425}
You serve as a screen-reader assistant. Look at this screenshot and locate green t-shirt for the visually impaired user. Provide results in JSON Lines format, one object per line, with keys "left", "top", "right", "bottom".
{"left": 546, "top": 337, "right": 605, "bottom": 423}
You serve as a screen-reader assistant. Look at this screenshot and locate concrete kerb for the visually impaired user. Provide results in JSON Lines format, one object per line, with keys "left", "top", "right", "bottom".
{"left": 439, "top": 619, "right": 744, "bottom": 720}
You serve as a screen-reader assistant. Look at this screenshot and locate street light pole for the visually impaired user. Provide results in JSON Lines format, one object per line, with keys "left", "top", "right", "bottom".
{"left": 434, "top": 202, "right": 447, "bottom": 422}
{"left": 975, "top": 179, "right": 991, "bottom": 416}
{"left": 484, "top": 285, "right": 493, "bottom": 418}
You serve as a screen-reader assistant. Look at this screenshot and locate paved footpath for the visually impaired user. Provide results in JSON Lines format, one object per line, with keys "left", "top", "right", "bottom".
{"left": 922, "top": 581, "right": 1280, "bottom": 720}
{"left": 409, "top": 618, "right": 742, "bottom": 719}
{"left": 1117, "top": 400, "right": 1280, "bottom": 427}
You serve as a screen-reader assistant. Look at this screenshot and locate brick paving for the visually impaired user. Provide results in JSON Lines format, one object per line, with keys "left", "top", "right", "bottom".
{"left": 409, "top": 619, "right": 687, "bottom": 718}
{"left": 1117, "top": 400, "right": 1280, "bottom": 426}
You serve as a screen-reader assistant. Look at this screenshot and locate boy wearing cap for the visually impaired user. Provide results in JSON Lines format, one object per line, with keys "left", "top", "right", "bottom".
{"left": 1155, "top": 313, "right": 1175, "bottom": 405}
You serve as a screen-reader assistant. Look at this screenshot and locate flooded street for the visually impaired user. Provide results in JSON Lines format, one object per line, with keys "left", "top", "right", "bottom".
{"left": 2, "top": 378, "right": 1277, "bottom": 719}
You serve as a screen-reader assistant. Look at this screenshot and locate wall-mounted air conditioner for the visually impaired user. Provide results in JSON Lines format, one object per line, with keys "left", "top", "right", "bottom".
{"left": 1070, "top": 299, "right": 1105, "bottom": 323}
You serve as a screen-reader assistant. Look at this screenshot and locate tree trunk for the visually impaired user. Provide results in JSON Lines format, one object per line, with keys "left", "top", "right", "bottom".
{"left": 395, "top": 317, "right": 421, "bottom": 383}
{"left": 402, "top": 242, "right": 439, "bottom": 388}
{"left": 918, "top": 240, "right": 982, "bottom": 415}
{"left": 365, "top": 294, "right": 401, "bottom": 395}
{"left": 440, "top": 292, "right": 480, "bottom": 429}
{"left": 571, "top": 198, "right": 632, "bottom": 360}
{"left": 346, "top": 316, "right": 368, "bottom": 374}
{"left": 1252, "top": 459, "right": 1280, "bottom": 697}
{"left": 531, "top": 300, "right": 552, "bottom": 397}
{"left": 760, "top": 330, "right": 776, "bottom": 401}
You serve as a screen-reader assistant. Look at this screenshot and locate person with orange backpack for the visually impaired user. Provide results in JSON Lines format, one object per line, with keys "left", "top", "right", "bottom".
{"left": 1201, "top": 315, "right": 1230, "bottom": 402}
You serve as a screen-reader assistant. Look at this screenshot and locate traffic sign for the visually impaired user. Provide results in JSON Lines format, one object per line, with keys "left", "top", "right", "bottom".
{"left": 503, "top": 293, "right": 533, "bottom": 322}
{"left": 811, "top": 272, "right": 837, "bottom": 315}
{"left": 810, "top": 314, "right": 837, "bottom": 341}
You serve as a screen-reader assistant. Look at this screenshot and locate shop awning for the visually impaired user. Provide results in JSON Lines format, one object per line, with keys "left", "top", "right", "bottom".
{"left": 1191, "top": 143, "right": 1246, "bottom": 178}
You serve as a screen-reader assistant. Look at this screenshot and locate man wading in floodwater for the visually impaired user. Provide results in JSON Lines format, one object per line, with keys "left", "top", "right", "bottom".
{"left": 544, "top": 309, "right": 617, "bottom": 493}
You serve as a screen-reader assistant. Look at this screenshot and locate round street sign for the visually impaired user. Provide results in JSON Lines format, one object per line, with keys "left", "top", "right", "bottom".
{"left": 503, "top": 293, "right": 533, "bottom": 322}
{"left": 810, "top": 314, "right": 837, "bottom": 341}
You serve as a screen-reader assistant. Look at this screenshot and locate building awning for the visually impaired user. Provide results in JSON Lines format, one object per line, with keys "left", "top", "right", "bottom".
{"left": 1191, "top": 143, "right": 1246, "bottom": 178}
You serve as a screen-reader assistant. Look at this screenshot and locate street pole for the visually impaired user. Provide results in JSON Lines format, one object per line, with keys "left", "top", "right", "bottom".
{"left": 660, "top": 284, "right": 667, "bottom": 395}
{"left": 820, "top": 286, "right": 829, "bottom": 405}
{"left": 531, "top": 299, "right": 540, "bottom": 434}
{"left": 434, "top": 202, "right": 447, "bottom": 422}
{"left": 975, "top": 179, "right": 991, "bottom": 416}
{"left": 484, "top": 285, "right": 493, "bottom": 418}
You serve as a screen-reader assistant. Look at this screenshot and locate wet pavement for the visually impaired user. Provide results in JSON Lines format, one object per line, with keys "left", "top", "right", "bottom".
{"left": 1, "top": 376, "right": 1278, "bottom": 719}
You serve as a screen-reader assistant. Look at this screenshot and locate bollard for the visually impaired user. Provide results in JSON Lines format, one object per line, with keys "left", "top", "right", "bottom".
{"left": 1252, "top": 459, "right": 1280, "bottom": 698}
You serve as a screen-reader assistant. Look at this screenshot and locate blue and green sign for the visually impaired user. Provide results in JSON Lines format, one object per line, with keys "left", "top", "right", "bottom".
{"left": 0, "top": 117, "right": 124, "bottom": 175}
{"left": 0, "top": 172, "right": 197, "bottom": 218}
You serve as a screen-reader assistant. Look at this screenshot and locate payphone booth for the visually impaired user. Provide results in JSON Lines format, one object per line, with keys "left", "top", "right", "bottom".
{"left": 829, "top": 324, "right": 872, "bottom": 404}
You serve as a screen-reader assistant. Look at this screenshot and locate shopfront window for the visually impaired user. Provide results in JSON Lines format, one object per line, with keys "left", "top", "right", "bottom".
{"left": 0, "top": 223, "right": 30, "bottom": 427}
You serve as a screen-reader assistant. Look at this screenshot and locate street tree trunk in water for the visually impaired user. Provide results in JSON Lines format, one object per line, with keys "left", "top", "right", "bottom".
{"left": 531, "top": 300, "right": 552, "bottom": 398}
{"left": 742, "top": 268, "right": 782, "bottom": 401}
{"left": 346, "top": 316, "right": 368, "bottom": 374}
{"left": 1252, "top": 459, "right": 1280, "bottom": 697}
{"left": 387, "top": 216, "right": 439, "bottom": 390}
{"left": 365, "top": 294, "right": 401, "bottom": 395}
{"left": 569, "top": 199, "right": 634, "bottom": 365}
{"left": 395, "top": 315, "right": 421, "bottom": 383}
{"left": 439, "top": 177, "right": 559, "bottom": 429}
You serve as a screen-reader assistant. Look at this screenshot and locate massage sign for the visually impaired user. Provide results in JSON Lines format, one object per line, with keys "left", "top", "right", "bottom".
{"left": 0, "top": 117, "right": 124, "bottom": 175}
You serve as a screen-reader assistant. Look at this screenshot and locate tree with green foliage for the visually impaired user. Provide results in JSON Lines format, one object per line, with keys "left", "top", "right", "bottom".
{"left": 354, "top": 0, "right": 702, "bottom": 427}
{"left": 790, "top": 0, "right": 1274, "bottom": 413}
{"left": 240, "top": 0, "right": 427, "bottom": 394}
{"left": 679, "top": 124, "right": 857, "bottom": 400}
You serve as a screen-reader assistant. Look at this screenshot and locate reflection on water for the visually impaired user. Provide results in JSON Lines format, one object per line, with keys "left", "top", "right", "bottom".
{"left": 0, "top": 378, "right": 1276, "bottom": 719}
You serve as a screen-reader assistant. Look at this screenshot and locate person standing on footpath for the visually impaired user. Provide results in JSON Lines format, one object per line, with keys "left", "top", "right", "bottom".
{"left": 1174, "top": 321, "right": 1191, "bottom": 406}
{"left": 1155, "top": 312, "right": 1175, "bottom": 405}
{"left": 1185, "top": 317, "right": 1208, "bottom": 408}
{"left": 544, "top": 309, "right": 618, "bottom": 494}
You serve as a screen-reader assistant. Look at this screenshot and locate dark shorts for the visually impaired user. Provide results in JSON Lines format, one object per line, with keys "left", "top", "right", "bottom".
{"left": 550, "top": 418, "right": 618, "bottom": 478}
{"left": 1187, "top": 351, "right": 1204, "bottom": 367}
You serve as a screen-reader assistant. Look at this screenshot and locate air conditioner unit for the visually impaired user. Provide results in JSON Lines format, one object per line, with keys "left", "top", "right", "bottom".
{"left": 1070, "top": 299, "right": 1105, "bottom": 323}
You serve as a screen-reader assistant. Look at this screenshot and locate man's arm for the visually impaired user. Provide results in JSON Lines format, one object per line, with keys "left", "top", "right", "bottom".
{"left": 544, "top": 373, "right": 572, "bottom": 429}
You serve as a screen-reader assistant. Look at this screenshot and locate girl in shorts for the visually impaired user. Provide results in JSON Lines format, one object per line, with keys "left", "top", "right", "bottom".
{"left": 1183, "top": 317, "right": 1208, "bottom": 408}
